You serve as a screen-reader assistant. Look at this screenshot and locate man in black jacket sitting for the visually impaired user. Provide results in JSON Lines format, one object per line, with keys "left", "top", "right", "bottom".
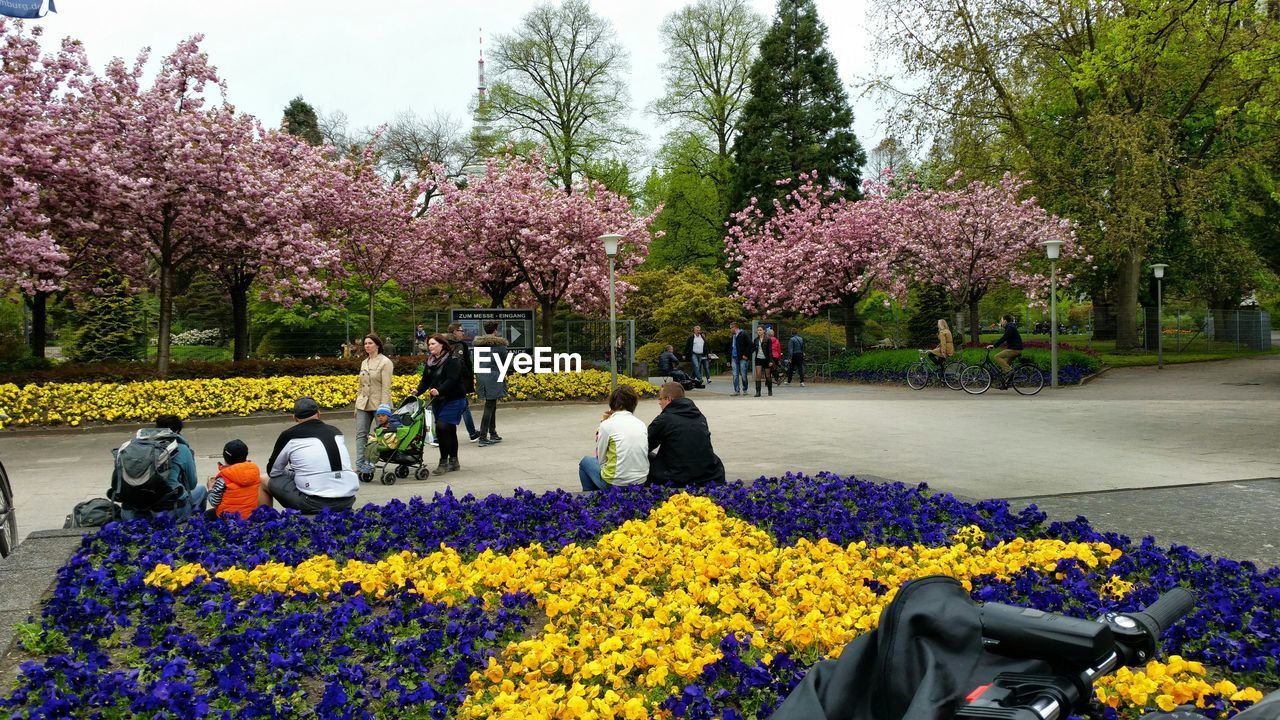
{"left": 657, "top": 345, "right": 699, "bottom": 387}
{"left": 647, "top": 382, "right": 725, "bottom": 487}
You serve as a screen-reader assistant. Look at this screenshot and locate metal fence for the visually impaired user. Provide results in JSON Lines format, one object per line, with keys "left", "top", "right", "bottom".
{"left": 558, "top": 319, "right": 637, "bottom": 377}
{"left": 1139, "top": 308, "right": 1272, "bottom": 352}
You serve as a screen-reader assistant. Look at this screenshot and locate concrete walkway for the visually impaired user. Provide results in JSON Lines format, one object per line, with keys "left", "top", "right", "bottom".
{"left": 2, "top": 353, "right": 1277, "bottom": 565}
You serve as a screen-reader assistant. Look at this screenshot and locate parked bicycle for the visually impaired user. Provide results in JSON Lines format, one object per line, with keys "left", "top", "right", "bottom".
{"left": 960, "top": 349, "right": 1045, "bottom": 395}
{"left": 906, "top": 350, "right": 966, "bottom": 391}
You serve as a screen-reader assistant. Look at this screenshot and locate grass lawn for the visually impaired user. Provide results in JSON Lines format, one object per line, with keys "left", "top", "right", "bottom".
{"left": 971, "top": 332, "right": 1276, "bottom": 367}
{"left": 145, "top": 344, "right": 234, "bottom": 362}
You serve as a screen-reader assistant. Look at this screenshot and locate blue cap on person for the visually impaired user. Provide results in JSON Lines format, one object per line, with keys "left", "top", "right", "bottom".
{"left": 375, "top": 404, "right": 393, "bottom": 417}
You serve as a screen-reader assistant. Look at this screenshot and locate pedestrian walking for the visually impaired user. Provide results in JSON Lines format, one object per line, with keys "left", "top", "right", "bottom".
{"left": 729, "top": 322, "right": 752, "bottom": 396}
{"left": 684, "top": 325, "right": 710, "bottom": 384}
{"left": 752, "top": 325, "right": 775, "bottom": 397}
{"left": 787, "top": 331, "right": 806, "bottom": 386}
{"left": 473, "top": 321, "right": 508, "bottom": 446}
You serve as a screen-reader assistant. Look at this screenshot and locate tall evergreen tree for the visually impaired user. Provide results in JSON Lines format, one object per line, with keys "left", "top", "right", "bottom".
{"left": 281, "top": 96, "right": 323, "bottom": 146}
{"left": 67, "top": 269, "right": 147, "bottom": 363}
{"left": 729, "top": 0, "right": 865, "bottom": 213}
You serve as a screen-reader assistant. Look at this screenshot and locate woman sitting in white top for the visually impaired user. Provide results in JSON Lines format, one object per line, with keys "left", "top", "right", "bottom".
{"left": 578, "top": 385, "right": 650, "bottom": 491}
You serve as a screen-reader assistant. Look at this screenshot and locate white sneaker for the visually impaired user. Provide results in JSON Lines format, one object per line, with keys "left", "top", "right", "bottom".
{"left": 801, "top": 382, "right": 806, "bottom": 387}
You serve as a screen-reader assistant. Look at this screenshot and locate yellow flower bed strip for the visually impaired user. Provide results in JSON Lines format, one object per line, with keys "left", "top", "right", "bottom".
{"left": 0, "top": 369, "right": 656, "bottom": 427}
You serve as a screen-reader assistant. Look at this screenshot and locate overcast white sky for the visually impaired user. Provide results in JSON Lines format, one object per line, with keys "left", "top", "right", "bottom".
{"left": 32, "top": 0, "right": 891, "bottom": 163}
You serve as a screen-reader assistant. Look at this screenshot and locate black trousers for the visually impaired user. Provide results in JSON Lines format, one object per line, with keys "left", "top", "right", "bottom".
{"left": 437, "top": 422, "right": 459, "bottom": 460}
{"left": 787, "top": 353, "right": 805, "bottom": 383}
{"left": 478, "top": 399, "right": 498, "bottom": 437}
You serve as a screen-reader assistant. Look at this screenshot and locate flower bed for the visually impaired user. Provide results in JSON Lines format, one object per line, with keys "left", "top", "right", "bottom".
{"left": 0, "top": 370, "right": 656, "bottom": 428}
{"left": 3, "top": 474, "right": 1275, "bottom": 718}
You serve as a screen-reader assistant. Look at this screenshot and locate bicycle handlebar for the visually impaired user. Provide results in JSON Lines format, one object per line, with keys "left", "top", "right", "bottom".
{"left": 959, "top": 588, "right": 1197, "bottom": 720}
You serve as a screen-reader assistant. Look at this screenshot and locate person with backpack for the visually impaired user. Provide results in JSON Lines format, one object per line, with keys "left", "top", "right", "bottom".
{"left": 110, "top": 415, "right": 207, "bottom": 520}
{"left": 265, "top": 398, "right": 359, "bottom": 513}
{"left": 449, "top": 323, "right": 481, "bottom": 442}
{"left": 207, "top": 439, "right": 270, "bottom": 519}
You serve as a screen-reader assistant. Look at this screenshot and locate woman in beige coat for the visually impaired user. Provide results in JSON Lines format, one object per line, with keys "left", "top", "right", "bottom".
{"left": 927, "top": 319, "right": 954, "bottom": 366}
{"left": 354, "top": 333, "right": 393, "bottom": 474}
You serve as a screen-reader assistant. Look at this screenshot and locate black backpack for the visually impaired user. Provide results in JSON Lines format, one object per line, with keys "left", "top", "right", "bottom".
{"left": 108, "top": 428, "right": 185, "bottom": 512}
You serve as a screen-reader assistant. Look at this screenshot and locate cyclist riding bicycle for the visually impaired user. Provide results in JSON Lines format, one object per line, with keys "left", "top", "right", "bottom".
{"left": 928, "top": 319, "right": 954, "bottom": 367}
{"left": 986, "top": 314, "right": 1023, "bottom": 376}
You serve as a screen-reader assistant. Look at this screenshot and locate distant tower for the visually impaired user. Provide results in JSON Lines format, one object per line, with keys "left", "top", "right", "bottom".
{"left": 477, "top": 29, "right": 487, "bottom": 106}
{"left": 468, "top": 28, "right": 496, "bottom": 166}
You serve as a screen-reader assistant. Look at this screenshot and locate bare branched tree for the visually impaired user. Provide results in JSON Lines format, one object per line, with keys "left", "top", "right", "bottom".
{"left": 376, "top": 110, "right": 479, "bottom": 212}
{"left": 490, "top": 0, "right": 639, "bottom": 190}
{"left": 652, "top": 0, "right": 767, "bottom": 161}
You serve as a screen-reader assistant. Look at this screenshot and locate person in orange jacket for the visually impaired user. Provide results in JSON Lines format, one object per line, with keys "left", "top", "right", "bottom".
{"left": 207, "top": 439, "right": 271, "bottom": 519}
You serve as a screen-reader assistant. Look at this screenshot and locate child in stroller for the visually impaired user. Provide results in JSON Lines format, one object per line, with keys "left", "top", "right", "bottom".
{"left": 361, "top": 397, "right": 433, "bottom": 485}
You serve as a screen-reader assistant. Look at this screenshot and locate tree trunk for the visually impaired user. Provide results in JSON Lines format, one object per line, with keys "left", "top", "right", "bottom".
{"left": 26, "top": 291, "right": 49, "bottom": 359}
{"left": 540, "top": 299, "right": 556, "bottom": 348}
{"left": 1114, "top": 252, "right": 1141, "bottom": 350}
{"left": 230, "top": 282, "right": 251, "bottom": 361}
{"left": 839, "top": 294, "right": 865, "bottom": 349}
{"left": 156, "top": 262, "right": 174, "bottom": 377}
{"left": 1091, "top": 300, "right": 1116, "bottom": 341}
{"left": 968, "top": 298, "right": 982, "bottom": 348}
{"left": 487, "top": 290, "right": 507, "bottom": 308}
{"left": 368, "top": 287, "right": 377, "bottom": 336}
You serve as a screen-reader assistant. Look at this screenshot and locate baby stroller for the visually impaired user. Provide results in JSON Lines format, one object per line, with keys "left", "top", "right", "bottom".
{"left": 360, "top": 396, "right": 433, "bottom": 485}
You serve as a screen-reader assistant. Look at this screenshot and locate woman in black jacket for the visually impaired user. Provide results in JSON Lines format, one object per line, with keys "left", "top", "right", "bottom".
{"left": 415, "top": 333, "right": 466, "bottom": 474}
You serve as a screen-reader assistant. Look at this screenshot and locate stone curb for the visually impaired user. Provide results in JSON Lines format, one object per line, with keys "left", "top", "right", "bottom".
{"left": 0, "top": 528, "right": 93, "bottom": 657}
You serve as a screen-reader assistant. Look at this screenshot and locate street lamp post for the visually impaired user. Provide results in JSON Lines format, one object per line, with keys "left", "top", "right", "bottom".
{"left": 1041, "top": 240, "right": 1063, "bottom": 388}
{"left": 1150, "top": 263, "right": 1168, "bottom": 369}
{"left": 600, "top": 234, "right": 622, "bottom": 393}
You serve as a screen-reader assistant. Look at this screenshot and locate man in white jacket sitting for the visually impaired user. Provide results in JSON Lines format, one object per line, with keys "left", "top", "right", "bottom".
{"left": 266, "top": 397, "right": 360, "bottom": 513}
{"left": 578, "top": 385, "right": 650, "bottom": 491}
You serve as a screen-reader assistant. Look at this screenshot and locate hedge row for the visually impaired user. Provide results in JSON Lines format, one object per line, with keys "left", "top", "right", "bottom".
{"left": 825, "top": 347, "right": 1101, "bottom": 385}
{"left": 0, "top": 356, "right": 431, "bottom": 387}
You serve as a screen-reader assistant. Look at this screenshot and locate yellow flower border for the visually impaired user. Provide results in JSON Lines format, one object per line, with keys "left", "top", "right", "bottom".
{"left": 0, "top": 369, "right": 656, "bottom": 427}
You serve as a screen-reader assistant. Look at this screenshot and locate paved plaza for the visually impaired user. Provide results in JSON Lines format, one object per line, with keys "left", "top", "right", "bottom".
{"left": 2, "top": 353, "right": 1278, "bottom": 566}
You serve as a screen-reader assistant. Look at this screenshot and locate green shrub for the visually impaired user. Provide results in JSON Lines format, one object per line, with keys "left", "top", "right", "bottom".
{"left": 832, "top": 347, "right": 1100, "bottom": 375}
{"left": 635, "top": 341, "right": 666, "bottom": 368}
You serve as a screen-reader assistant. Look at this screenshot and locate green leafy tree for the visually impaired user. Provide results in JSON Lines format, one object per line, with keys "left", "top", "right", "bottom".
{"left": 647, "top": 135, "right": 731, "bottom": 272}
{"left": 67, "top": 270, "right": 147, "bottom": 363}
{"left": 622, "top": 267, "right": 743, "bottom": 350}
{"left": 729, "top": 0, "right": 866, "bottom": 213}
{"left": 281, "top": 96, "right": 323, "bottom": 146}
{"left": 873, "top": 0, "right": 1280, "bottom": 348}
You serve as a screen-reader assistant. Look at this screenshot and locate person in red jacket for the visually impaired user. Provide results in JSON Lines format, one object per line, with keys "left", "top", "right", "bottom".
{"left": 207, "top": 439, "right": 271, "bottom": 519}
